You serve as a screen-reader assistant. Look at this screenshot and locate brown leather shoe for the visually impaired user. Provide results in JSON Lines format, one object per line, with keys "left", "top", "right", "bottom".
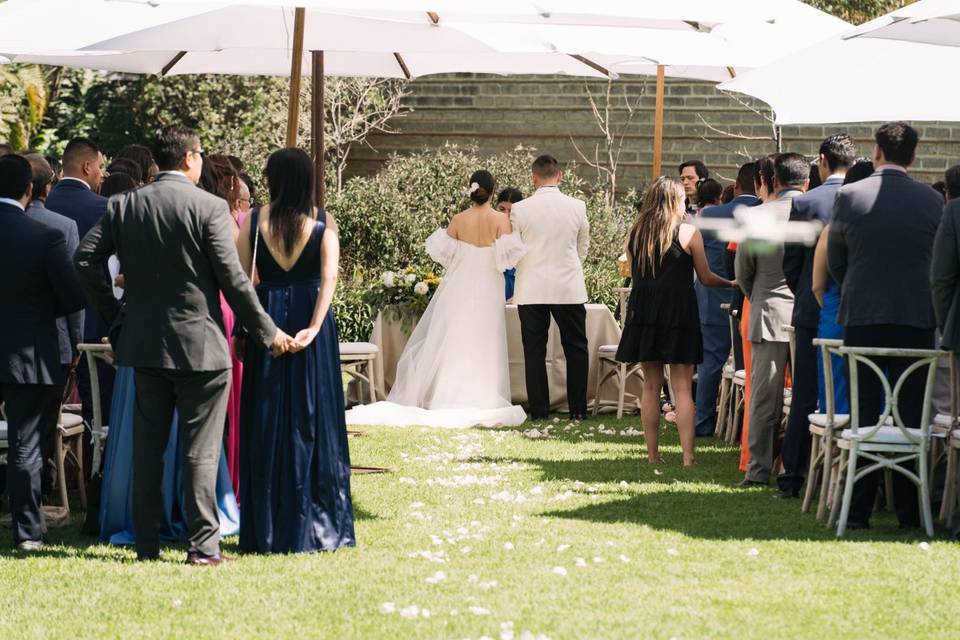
{"left": 185, "top": 551, "right": 230, "bottom": 566}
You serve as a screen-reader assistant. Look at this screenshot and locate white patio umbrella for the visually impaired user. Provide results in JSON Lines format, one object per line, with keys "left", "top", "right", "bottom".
{"left": 720, "top": 0, "right": 960, "bottom": 124}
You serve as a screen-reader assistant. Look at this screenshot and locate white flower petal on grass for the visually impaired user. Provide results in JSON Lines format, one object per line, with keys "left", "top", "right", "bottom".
{"left": 410, "top": 511, "right": 424, "bottom": 520}
{"left": 469, "top": 606, "right": 491, "bottom": 616}
{"left": 479, "top": 580, "right": 498, "bottom": 590}
{"left": 593, "top": 556, "right": 605, "bottom": 563}
{"left": 421, "top": 609, "right": 431, "bottom": 618}
{"left": 574, "top": 557, "right": 587, "bottom": 567}
{"left": 425, "top": 570, "right": 446, "bottom": 584}
{"left": 666, "top": 548, "right": 680, "bottom": 557}
{"left": 747, "top": 548, "right": 760, "bottom": 557}
{"left": 654, "top": 469, "right": 664, "bottom": 476}
{"left": 400, "top": 605, "right": 420, "bottom": 619}
{"left": 380, "top": 602, "right": 396, "bottom": 614}
{"left": 919, "top": 541, "right": 931, "bottom": 551}
{"left": 504, "top": 542, "right": 515, "bottom": 550}
{"left": 619, "top": 554, "right": 631, "bottom": 563}
{"left": 556, "top": 544, "right": 570, "bottom": 552}
{"left": 619, "top": 480, "right": 629, "bottom": 487}
{"left": 530, "top": 486, "right": 544, "bottom": 495}
{"left": 410, "top": 501, "right": 425, "bottom": 509}
{"left": 172, "top": 599, "right": 183, "bottom": 608}
{"left": 553, "top": 417, "right": 560, "bottom": 423}
{"left": 461, "top": 546, "right": 472, "bottom": 554}
{"left": 473, "top": 498, "right": 486, "bottom": 505}
{"left": 399, "top": 477, "right": 417, "bottom": 485}
{"left": 552, "top": 566, "right": 568, "bottom": 576}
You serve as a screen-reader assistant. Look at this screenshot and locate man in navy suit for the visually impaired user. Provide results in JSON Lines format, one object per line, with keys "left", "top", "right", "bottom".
{"left": 829, "top": 122, "right": 943, "bottom": 529}
{"left": 776, "top": 134, "right": 857, "bottom": 498}
{"left": 694, "top": 163, "right": 759, "bottom": 437}
{"left": 0, "top": 154, "right": 86, "bottom": 550}
{"left": 44, "top": 138, "right": 111, "bottom": 477}
{"left": 25, "top": 153, "right": 84, "bottom": 497}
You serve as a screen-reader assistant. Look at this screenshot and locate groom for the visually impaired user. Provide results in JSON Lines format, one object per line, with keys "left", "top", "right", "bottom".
{"left": 512, "top": 154, "right": 590, "bottom": 420}
{"left": 75, "top": 125, "right": 292, "bottom": 565}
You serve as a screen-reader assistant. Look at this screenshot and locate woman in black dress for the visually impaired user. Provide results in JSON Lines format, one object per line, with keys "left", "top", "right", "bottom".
{"left": 616, "top": 177, "right": 735, "bottom": 466}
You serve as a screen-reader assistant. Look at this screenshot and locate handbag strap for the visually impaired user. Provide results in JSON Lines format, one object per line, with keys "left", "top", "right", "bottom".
{"left": 250, "top": 208, "right": 260, "bottom": 282}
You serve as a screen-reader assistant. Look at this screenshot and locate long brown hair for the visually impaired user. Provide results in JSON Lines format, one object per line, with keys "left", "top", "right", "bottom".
{"left": 626, "top": 177, "right": 686, "bottom": 277}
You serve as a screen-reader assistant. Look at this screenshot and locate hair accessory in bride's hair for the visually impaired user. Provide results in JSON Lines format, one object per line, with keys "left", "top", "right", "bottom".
{"left": 463, "top": 182, "right": 480, "bottom": 198}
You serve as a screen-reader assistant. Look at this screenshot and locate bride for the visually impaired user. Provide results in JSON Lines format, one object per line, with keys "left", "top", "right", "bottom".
{"left": 346, "top": 170, "right": 528, "bottom": 428}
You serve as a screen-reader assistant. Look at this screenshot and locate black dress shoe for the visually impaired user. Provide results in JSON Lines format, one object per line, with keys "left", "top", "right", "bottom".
{"left": 773, "top": 488, "right": 801, "bottom": 499}
{"left": 847, "top": 520, "right": 871, "bottom": 530}
{"left": 530, "top": 413, "right": 549, "bottom": 421}
{"left": 136, "top": 552, "right": 160, "bottom": 562}
{"left": 185, "top": 551, "right": 230, "bottom": 566}
{"left": 569, "top": 413, "right": 587, "bottom": 421}
{"left": 737, "top": 478, "right": 767, "bottom": 488}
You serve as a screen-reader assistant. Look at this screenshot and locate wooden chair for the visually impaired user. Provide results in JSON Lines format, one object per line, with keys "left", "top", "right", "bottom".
{"left": 593, "top": 287, "right": 643, "bottom": 418}
{"left": 724, "top": 308, "right": 747, "bottom": 444}
{"left": 828, "top": 346, "right": 942, "bottom": 537}
{"left": 714, "top": 303, "right": 737, "bottom": 438}
{"left": 77, "top": 342, "right": 115, "bottom": 475}
{"left": 801, "top": 339, "right": 849, "bottom": 519}
{"left": 340, "top": 342, "right": 381, "bottom": 404}
{"left": 937, "top": 355, "right": 960, "bottom": 523}
{"left": 52, "top": 364, "right": 86, "bottom": 519}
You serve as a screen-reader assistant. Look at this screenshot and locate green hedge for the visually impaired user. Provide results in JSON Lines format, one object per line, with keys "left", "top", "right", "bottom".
{"left": 327, "top": 144, "right": 634, "bottom": 342}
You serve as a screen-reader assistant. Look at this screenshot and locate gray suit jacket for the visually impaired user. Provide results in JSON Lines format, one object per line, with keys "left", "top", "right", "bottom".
{"left": 828, "top": 167, "right": 942, "bottom": 329}
{"left": 74, "top": 172, "right": 276, "bottom": 371}
{"left": 27, "top": 199, "right": 84, "bottom": 364}
{"left": 932, "top": 199, "right": 960, "bottom": 349}
{"left": 734, "top": 191, "right": 797, "bottom": 343}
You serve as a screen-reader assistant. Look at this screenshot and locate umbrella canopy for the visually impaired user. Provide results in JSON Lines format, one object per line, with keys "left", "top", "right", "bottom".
{"left": 720, "top": 0, "right": 960, "bottom": 124}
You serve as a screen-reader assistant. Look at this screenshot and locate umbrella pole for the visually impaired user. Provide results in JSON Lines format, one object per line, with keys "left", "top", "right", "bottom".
{"left": 652, "top": 64, "right": 665, "bottom": 178}
{"left": 312, "top": 50, "right": 325, "bottom": 209}
{"left": 285, "top": 7, "right": 306, "bottom": 148}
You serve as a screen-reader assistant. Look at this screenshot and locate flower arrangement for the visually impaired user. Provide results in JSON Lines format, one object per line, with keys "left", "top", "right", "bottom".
{"left": 363, "top": 266, "right": 442, "bottom": 326}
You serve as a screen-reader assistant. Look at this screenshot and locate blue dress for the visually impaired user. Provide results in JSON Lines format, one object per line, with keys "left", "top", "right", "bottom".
{"left": 99, "top": 367, "right": 240, "bottom": 545}
{"left": 239, "top": 209, "right": 355, "bottom": 553}
{"left": 817, "top": 281, "right": 849, "bottom": 414}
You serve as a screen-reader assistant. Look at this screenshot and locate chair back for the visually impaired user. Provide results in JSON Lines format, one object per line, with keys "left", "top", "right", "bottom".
{"left": 613, "top": 287, "right": 631, "bottom": 329}
{"left": 813, "top": 338, "right": 843, "bottom": 423}
{"left": 838, "top": 346, "right": 942, "bottom": 445}
{"left": 783, "top": 324, "right": 796, "bottom": 379}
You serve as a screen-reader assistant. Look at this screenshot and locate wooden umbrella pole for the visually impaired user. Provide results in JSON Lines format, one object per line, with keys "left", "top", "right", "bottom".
{"left": 311, "top": 50, "right": 325, "bottom": 209}
{"left": 285, "top": 7, "right": 306, "bottom": 148}
{"left": 652, "top": 64, "right": 665, "bottom": 179}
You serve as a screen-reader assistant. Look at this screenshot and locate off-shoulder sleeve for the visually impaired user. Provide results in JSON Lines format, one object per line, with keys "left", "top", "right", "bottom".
{"left": 494, "top": 233, "right": 528, "bottom": 272}
{"left": 425, "top": 228, "right": 458, "bottom": 269}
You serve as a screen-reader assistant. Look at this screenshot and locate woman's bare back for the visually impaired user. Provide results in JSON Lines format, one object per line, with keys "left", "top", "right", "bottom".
{"left": 448, "top": 206, "right": 510, "bottom": 248}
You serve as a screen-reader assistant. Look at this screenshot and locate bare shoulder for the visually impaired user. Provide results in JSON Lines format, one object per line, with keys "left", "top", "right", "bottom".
{"left": 678, "top": 222, "right": 699, "bottom": 251}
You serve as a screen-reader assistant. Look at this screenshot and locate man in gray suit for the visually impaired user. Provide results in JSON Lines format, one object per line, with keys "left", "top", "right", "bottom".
{"left": 24, "top": 153, "right": 84, "bottom": 497}
{"left": 75, "top": 126, "right": 293, "bottom": 565}
{"left": 735, "top": 153, "right": 807, "bottom": 486}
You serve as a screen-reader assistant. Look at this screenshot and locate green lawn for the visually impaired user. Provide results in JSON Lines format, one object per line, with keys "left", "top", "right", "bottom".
{"left": 2, "top": 416, "right": 959, "bottom": 639}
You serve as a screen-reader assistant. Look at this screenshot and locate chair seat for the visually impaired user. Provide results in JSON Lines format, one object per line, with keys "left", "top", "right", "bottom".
{"left": 733, "top": 370, "right": 746, "bottom": 383}
{"left": 808, "top": 413, "right": 851, "bottom": 429}
{"left": 0, "top": 420, "right": 6, "bottom": 442}
{"left": 339, "top": 342, "right": 379, "bottom": 356}
{"left": 598, "top": 344, "right": 619, "bottom": 355}
{"left": 59, "top": 413, "right": 85, "bottom": 435}
{"left": 840, "top": 426, "right": 945, "bottom": 444}
{"left": 934, "top": 413, "right": 954, "bottom": 428}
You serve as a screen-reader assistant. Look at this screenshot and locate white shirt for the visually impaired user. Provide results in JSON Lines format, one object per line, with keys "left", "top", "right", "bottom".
{"left": 58, "top": 176, "right": 92, "bottom": 190}
{"left": 0, "top": 197, "right": 25, "bottom": 211}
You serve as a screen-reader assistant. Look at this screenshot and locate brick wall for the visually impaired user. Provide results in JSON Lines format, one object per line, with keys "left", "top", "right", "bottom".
{"left": 353, "top": 74, "right": 960, "bottom": 189}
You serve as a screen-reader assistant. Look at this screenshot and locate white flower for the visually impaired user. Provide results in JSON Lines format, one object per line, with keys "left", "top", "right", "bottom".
{"left": 552, "top": 566, "right": 567, "bottom": 576}
{"left": 380, "top": 602, "right": 396, "bottom": 614}
{"left": 425, "top": 570, "right": 446, "bottom": 584}
{"left": 503, "top": 542, "right": 514, "bottom": 550}
{"left": 919, "top": 541, "right": 931, "bottom": 551}
{"left": 619, "top": 554, "right": 631, "bottom": 563}
{"left": 469, "top": 606, "right": 491, "bottom": 616}
{"left": 574, "top": 557, "right": 587, "bottom": 567}
{"left": 414, "top": 282, "right": 429, "bottom": 296}
{"left": 666, "top": 548, "right": 679, "bottom": 556}
{"left": 747, "top": 547, "right": 760, "bottom": 557}
{"left": 381, "top": 271, "right": 396, "bottom": 287}
{"left": 405, "top": 273, "right": 418, "bottom": 284}
{"left": 400, "top": 605, "right": 420, "bottom": 619}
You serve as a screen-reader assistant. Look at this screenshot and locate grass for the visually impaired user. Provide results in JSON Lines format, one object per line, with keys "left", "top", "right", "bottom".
{"left": 2, "top": 416, "right": 960, "bottom": 639}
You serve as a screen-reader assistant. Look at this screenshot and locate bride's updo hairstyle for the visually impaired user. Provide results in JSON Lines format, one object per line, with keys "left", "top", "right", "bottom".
{"left": 466, "top": 169, "right": 496, "bottom": 205}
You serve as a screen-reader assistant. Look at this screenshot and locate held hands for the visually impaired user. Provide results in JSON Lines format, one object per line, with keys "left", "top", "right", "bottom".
{"left": 290, "top": 326, "right": 320, "bottom": 353}
{"left": 270, "top": 329, "right": 297, "bottom": 358}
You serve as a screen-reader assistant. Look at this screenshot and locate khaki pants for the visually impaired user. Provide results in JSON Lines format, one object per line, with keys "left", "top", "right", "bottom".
{"left": 745, "top": 340, "right": 789, "bottom": 483}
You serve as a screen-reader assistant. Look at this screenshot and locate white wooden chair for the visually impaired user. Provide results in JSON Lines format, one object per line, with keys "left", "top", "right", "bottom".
{"left": 724, "top": 308, "right": 747, "bottom": 445}
{"left": 936, "top": 355, "right": 960, "bottom": 523}
{"left": 714, "top": 303, "right": 737, "bottom": 438}
{"left": 828, "top": 346, "right": 942, "bottom": 537}
{"left": 801, "top": 339, "right": 850, "bottom": 519}
{"left": 340, "top": 342, "right": 381, "bottom": 404}
{"left": 77, "top": 342, "right": 116, "bottom": 475}
{"left": 593, "top": 287, "right": 643, "bottom": 418}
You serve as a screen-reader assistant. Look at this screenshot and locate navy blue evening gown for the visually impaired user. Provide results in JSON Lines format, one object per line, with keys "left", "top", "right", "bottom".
{"left": 239, "top": 209, "right": 355, "bottom": 553}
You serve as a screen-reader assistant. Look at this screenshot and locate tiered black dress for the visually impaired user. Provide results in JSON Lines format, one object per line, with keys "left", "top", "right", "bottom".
{"left": 239, "top": 209, "right": 355, "bottom": 553}
{"left": 616, "top": 231, "right": 703, "bottom": 365}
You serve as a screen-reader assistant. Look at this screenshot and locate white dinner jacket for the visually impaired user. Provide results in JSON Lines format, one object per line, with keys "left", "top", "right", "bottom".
{"left": 511, "top": 185, "right": 590, "bottom": 305}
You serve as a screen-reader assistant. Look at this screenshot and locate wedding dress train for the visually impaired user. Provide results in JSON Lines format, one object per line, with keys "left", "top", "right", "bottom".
{"left": 346, "top": 229, "right": 527, "bottom": 428}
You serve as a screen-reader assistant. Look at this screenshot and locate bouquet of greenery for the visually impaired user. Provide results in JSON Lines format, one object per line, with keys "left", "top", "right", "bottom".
{"left": 362, "top": 266, "right": 442, "bottom": 327}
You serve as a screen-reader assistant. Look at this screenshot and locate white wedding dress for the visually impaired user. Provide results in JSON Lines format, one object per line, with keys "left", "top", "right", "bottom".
{"left": 346, "top": 229, "right": 528, "bottom": 428}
